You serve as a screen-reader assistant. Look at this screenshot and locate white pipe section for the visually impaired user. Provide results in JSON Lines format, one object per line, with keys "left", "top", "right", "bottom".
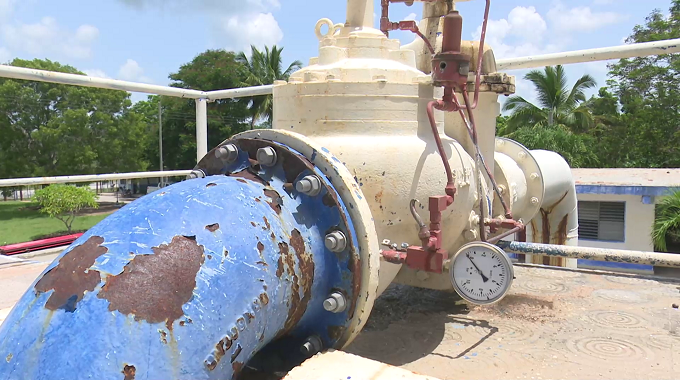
{"left": 205, "top": 85, "right": 274, "bottom": 100}
{"left": 346, "top": 0, "right": 373, "bottom": 28}
{"left": 496, "top": 39, "right": 680, "bottom": 71}
{"left": 0, "top": 171, "right": 193, "bottom": 188}
{"left": 0, "top": 64, "right": 207, "bottom": 98}
{"left": 525, "top": 150, "right": 578, "bottom": 268}
{"left": 195, "top": 98, "right": 208, "bottom": 162}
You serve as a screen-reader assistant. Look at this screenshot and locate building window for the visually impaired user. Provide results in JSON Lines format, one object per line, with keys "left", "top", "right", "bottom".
{"left": 578, "top": 201, "right": 625, "bottom": 242}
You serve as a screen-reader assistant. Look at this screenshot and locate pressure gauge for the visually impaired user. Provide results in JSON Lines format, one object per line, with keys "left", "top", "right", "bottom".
{"left": 450, "top": 242, "right": 514, "bottom": 305}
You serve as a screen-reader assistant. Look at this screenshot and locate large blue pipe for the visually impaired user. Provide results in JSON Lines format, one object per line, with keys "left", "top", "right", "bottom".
{"left": 0, "top": 141, "right": 360, "bottom": 379}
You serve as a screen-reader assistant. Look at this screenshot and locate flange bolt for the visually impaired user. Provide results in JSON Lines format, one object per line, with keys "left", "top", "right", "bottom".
{"left": 325, "top": 231, "right": 347, "bottom": 252}
{"left": 323, "top": 292, "right": 347, "bottom": 313}
{"left": 296, "top": 175, "right": 322, "bottom": 196}
{"left": 187, "top": 169, "right": 206, "bottom": 180}
{"left": 256, "top": 147, "right": 277, "bottom": 167}
{"left": 215, "top": 144, "right": 239, "bottom": 163}
{"left": 300, "top": 335, "right": 323, "bottom": 357}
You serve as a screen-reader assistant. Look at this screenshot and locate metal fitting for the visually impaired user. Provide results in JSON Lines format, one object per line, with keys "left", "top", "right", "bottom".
{"left": 401, "top": 243, "right": 409, "bottom": 250}
{"left": 296, "top": 175, "right": 322, "bottom": 196}
{"left": 323, "top": 292, "right": 347, "bottom": 313}
{"left": 325, "top": 231, "right": 347, "bottom": 252}
{"left": 256, "top": 147, "right": 277, "bottom": 167}
{"left": 530, "top": 197, "right": 540, "bottom": 205}
{"left": 215, "top": 144, "right": 239, "bottom": 163}
{"left": 300, "top": 335, "right": 323, "bottom": 357}
{"left": 187, "top": 169, "right": 206, "bottom": 180}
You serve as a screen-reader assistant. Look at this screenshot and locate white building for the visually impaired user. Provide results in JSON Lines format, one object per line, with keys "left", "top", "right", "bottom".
{"left": 572, "top": 168, "right": 680, "bottom": 273}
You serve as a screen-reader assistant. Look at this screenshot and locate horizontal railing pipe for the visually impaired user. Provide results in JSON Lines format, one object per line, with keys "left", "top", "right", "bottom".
{"left": 0, "top": 170, "right": 192, "bottom": 187}
{"left": 496, "top": 38, "right": 680, "bottom": 71}
{"left": 497, "top": 241, "right": 680, "bottom": 269}
{"left": 0, "top": 65, "right": 208, "bottom": 98}
{"left": 206, "top": 84, "right": 274, "bottom": 100}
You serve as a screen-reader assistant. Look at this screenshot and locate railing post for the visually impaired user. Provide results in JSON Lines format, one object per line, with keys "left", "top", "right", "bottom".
{"left": 195, "top": 98, "right": 208, "bottom": 163}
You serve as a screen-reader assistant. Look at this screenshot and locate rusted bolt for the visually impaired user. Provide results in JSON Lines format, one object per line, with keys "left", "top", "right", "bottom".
{"left": 187, "top": 169, "right": 206, "bottom": 180}
{"left": 300, "top": 335, "right": 323, "bottom": 357}
{"left": 256, "top": 147, "right": 277, "bottom": 167}
{"left": 323, "top": 292, "right": 347, "bottom": 313}
{"left": 215, "top": 144, "right": 239, "bottom": 163}
{"left": 325, "top": 231, "right": 347, "bottom": 252}
{"left": 296, "top": 175, "right": 322, "bottom": 196}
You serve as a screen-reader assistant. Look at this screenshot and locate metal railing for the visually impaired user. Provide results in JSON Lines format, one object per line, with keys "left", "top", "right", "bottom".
{"left": 0, "top": 171, "right": 192, "bottom": 188}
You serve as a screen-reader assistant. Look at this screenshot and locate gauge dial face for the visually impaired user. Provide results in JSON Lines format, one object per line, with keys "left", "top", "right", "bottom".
{"left": 450, "top": 242, "right": 514, "bottom": 305}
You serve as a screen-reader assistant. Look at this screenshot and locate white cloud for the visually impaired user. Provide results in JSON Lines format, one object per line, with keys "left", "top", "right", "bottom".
{"left": 117, "top": 0, "right": 283, "bottom": 52}
{"left": 118, "top": 59, "right": 153, "bottom": 83}
{"left": 593, "top": 0, "right": 614, "bottom": 4}
{"left": 1, "top": 17, "right": 99, "bottom": 59}
{"left": 474, "top": 6, "right": 552, "bottom": 60}
{"left": 218, "top": 12, "right": 283, "bottom": 52}
{"left": 84, "top": 69, "right": 110, "bottom": 79}
{"left": 0, "top": 0, "right": 14, "bottom": 20}
{"left": 404, "top": 13, "right": 417, "bottom": 21}
{"left": 547, "top": 3, "right": 624, "bottom": 33}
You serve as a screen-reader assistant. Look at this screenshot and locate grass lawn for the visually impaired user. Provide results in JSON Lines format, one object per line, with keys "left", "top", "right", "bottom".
{"left": 0, "top": 201, "right": 114, "bottom": 245}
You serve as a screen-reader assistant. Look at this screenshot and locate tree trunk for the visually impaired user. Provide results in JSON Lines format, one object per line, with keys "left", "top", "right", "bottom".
{"left": 19, "top": 189, "right": 23, "bottom": 201}
{"left": 250, "top": 116, "right": 256, "bottom": 130}
{"left": 548, "top": 109, "right": 555, "bottom": 126}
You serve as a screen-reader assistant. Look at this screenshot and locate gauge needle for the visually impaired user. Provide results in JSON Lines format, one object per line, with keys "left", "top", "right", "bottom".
{"left": 466, "top": 253, "right": 489, "bottom": 282}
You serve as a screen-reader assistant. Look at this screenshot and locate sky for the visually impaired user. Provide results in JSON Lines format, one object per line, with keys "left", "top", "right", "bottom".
{"left": 0, "top": 0, "right": 673, "bottom": 104}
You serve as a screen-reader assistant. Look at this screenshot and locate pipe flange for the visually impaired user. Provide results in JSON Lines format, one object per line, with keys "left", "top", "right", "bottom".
{"left": 494, "top": 137, "right": 545, "bottom": 222}
{"left": 231, "top": 130, "right": 380, "bottom": 349}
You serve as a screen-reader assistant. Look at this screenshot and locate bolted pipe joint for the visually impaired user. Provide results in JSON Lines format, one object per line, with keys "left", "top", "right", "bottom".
{"left": 256, "top": 147, "right": 277, "bottom": 167}
{"left": 323, "top": 292, "right": 347, "bottom": 313}
{"left": 187, "top": 169, "right": 206, "bottom": 180}
{"left": 300, "top": 335, "right": 323, "bottom": 357}
{"left": 215, "top": 144, "right": 239, "bottom": 163}
{"left": 296, "top": 175, "right": 322, "bottom": 196}
{"left": 325, "top": 231, "right": 347, "bottom": 252}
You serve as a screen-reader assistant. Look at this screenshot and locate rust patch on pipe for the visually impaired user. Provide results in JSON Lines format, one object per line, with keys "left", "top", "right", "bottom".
{"left": 230, "top": 344, "right": 242, "bottom": 363}
{"left": 555, "top": 214, "right": 569, "bottom": 245}
{"left": 206, "top": 183, "right": 217, "bottom": 188}
{"left": 263, "top": 189, "right": 282, "bottom": 214}
{"left": 374, "top": 190, "right": 383, "bottom": 204}
{"left": 159, "top": 329, "right": 168, "bottom": 344}
{"left": 322, "top": 193, "right": 336, "bottom": 208}
{"left": 250, "top": 221, "right": 257, "bottom": 227}
{"left": 327, "top": 325, "right": 344, "bottom": 341}
{"left": 257, "top": 241, "right": 265, "bottom": 254}
{"left": 259, "top": 292, "right": 269, "bottom": 305}
{"left": 276, "top": 242, "right": 288, "bottom": 278}
{"left": 540, "top": 209, "right": 550, "bottom": 244}
{"left": 232, "top": 361, "right": 244, "bottom": 377}
{"left": 263, "top": 217, "right": 271, "bottom": 230}
{"left": 280, "top": 229, "right": 315, "bottom": 335}
{"left": 98, "top": 236, "right": 205, "bottom": 330}
{"left": 5, "top": 353, "right": 12, "bottom": 363}
{"left": 122, "top": 364, "right": 136, "bottom": 380}
{"left": 205, "top": 223, "right": 220, "bottom": 232}
{"left": 229, "top": 168, "right": 267, "bottom": 186}
{"left": 34, "top": 236, "right": 108, "bottom": 312}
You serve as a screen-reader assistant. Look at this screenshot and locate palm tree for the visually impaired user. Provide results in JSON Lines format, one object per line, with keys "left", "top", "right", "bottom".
{"left": 652, "top": 189, "right": 680, "bottom": 252}
{"left": 236, "top": 45, "right": 302, "bottom": 129}
{"left": 502, "top": 65, "right": 597, "bottom": 133}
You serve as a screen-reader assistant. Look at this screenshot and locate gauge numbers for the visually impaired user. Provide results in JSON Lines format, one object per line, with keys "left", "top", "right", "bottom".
{"left": 450, "top": 242, "right": 514, "bottom": 305}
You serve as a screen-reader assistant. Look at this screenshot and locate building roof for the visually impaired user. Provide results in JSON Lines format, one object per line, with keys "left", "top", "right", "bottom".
{"left": 571, "top": 168, "right": 680, "bottom": 196}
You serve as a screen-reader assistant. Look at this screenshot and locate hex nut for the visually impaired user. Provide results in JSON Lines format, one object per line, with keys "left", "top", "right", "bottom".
{"left": 325, "top": 231, "right": 347, "bottom": 252}
{"left": 215, "top": 144, "right": 239, "bottom": 163}
{"left": 300, "top": 335, "right": 323, "bottom": 356}
{"left": 296, "top": 175, "right": 322, "bottom": 196}
{"left": 186, "top": 169, "right": 205, "bottom": 180}
{"left": 256, "top": 147, "right": 277, "bottom": 167}
{"left": 400, "top": 243, "right": 409, "bottom": 249}
{"left": 323, "top": 292, "right": 347, "bottom": 313}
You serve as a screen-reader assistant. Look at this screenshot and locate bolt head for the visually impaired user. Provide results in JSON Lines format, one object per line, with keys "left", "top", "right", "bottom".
{"left": 531, "top": 197, "right": 540, "bottom": 205}
{"left": 323, "top": 292, "right": 347, "bottom": 313}
{"left": 323, "top": 298, "right": 338, "bottom": 311}
{"left": 215, "top": 144, "right": 239, "bottom": 163}
{"left": 518, "top": 151, "right": 527, "bottom": 160}
{"left": 295, "top": 175, "right": 322, "bottom": 196}
{"left": 530, "top": 172, "right": 539, "bottom": 181}
{"left": 325, "top": 231, "right": 347, "bottom": 252}
{"left": 256, "top": 147, "right": 277, "bottom": 167}
{"left": 401, "top": 243, "right": 409, "bottom": 249}
{"left": 300, "top": 336, "right": 323, "bottom": 356}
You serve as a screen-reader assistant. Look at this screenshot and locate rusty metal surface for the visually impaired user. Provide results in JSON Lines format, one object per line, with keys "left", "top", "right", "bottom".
{"left": 0, "top": 140, "right": 360, "bottom": 380}
{"left": 346, "top": 266, "right": 680, "bottom": 380}
{"left": 498, "top": 241, "right": 680, "bottom": 269}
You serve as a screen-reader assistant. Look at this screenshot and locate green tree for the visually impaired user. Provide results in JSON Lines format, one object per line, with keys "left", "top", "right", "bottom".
{"left": 236, "top": 45, "right": 302, "bottom": 129}
{"left": 1, "top": 189, "right": 12, "bottom": 201}
{"left": 502, "top": 65, "right": 597, "bottom": 133}
{"left": 137, "top": 50, "right": 251, "bottom": 170}
{"left": 604, "top": 0, "right": 680, "bottom": 168}
{"left": 35, "top": 184, "right": 98, "bottom": 233}
{"left": 0, "top": 58, "right": 150, "bottom": 178}
{"left": 652, "top": 189, "right": 680, "bottom": 252}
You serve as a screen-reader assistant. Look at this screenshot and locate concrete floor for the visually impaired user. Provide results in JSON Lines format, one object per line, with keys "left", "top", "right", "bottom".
{"left": 1, "top": 259, "right": 679, "bottom": 379}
